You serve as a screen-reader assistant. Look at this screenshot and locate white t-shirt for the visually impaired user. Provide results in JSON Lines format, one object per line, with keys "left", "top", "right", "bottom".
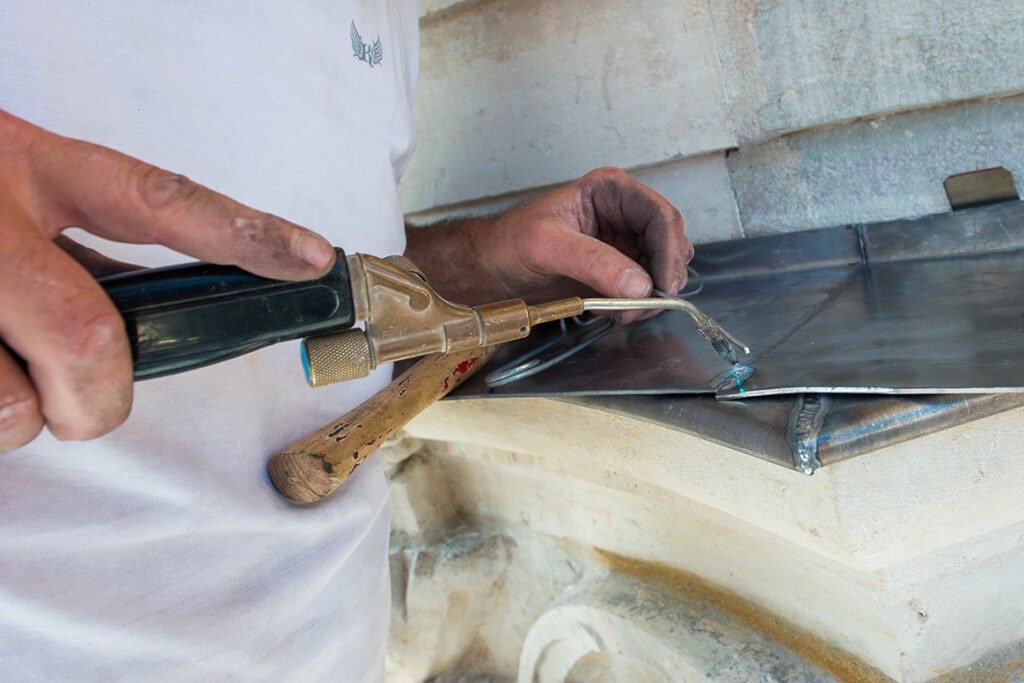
{"left": 1, "top": 2, "right": 417, "bottom": 680}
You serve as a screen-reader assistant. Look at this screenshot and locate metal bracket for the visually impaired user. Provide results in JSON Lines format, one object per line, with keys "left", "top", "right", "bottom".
{"left": 944, "top": 167, "right": 1019, "bottom": 210}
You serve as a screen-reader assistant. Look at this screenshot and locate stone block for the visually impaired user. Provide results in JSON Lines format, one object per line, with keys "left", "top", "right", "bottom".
{"left": 711, "top": 0, "right": 1024, "bottom": 140}
{"left": 405, "top": 152, "right": 742, "bottom": 246}
{"left": 402, "top": 0, "right": 734, "bottom": 212}
{"left": 399, "top": 397, "right": 1024, "bottom": 679}
{"left": 631, "top": 152, "right": 743, "bottom": 245}
{"left": 727, "top": 95, "right": 1024, "bottom": 235}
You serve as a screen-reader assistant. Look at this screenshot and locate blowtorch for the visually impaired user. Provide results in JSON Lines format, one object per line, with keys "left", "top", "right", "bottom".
{"left": 99, "top": 249, "right": 748, "bottom": 386}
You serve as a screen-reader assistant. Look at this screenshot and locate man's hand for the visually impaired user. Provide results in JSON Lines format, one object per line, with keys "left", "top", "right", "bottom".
{"left": 405, "top": 167, "right": 693, "bottom": 323}
{"left": 0, "top": 109, "right": 337, "bottom": 452}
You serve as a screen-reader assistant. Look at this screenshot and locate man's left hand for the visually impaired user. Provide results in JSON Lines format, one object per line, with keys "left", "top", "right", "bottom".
{"left": 405, "top": 167, "right": 693, "bottom": 325}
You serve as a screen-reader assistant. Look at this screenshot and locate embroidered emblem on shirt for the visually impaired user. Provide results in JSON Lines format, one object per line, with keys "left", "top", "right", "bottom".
{"left": 351, "top": 21, "right": 383, "bottom": 68}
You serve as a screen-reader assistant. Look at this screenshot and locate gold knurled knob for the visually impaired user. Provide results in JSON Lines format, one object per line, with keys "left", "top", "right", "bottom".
{"left": 302, "top": 329, "right": 374, "bottom": 387}
{"left": 381, "top": 254, "right": 426, "bottom": 281}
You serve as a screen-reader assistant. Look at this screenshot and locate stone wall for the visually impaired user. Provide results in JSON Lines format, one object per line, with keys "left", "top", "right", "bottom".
{"left": 401, "top": 0, "right": 1024, "bottom": 242}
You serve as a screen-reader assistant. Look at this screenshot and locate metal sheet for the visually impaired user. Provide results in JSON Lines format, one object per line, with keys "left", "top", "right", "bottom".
{"left": 452, "top": 201, "right": 1024, "bottom": 399}
{"left": 725, "top": 249, "right": 1024, "bottom": 397}
{"left": 452, "top": 265, "right": 860, "bottom": 397}
{"left": 554, "top": 392, "right": 1024, "bottom": 473}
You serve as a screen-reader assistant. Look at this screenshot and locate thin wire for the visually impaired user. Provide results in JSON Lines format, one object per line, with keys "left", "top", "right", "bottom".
{"left": 484, "top": 319, "right": 569, "bottom": 387}
{"left": 485, "top": 316, "right": 614, "bottom": 387}
{"left": 677, "top": 265, "right": 704, "bottom": 299}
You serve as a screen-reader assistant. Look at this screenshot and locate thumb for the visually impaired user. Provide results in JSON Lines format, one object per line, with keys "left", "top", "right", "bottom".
{"left": 538, "top": 229, "right": 653, "bottom": 300}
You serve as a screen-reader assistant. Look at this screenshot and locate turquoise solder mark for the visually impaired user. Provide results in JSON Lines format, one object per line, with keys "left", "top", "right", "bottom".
{"left": 712, "top": 363, "right": 755, "bottom": 392}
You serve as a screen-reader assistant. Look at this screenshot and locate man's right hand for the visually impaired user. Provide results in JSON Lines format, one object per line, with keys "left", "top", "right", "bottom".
{"left": 0, "top": 109, "right": 337, "bottom": 452}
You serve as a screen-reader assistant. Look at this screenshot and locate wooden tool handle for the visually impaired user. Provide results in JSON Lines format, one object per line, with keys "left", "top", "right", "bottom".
{"left": 268, "top": 345, "right": 499, "bottom": 503}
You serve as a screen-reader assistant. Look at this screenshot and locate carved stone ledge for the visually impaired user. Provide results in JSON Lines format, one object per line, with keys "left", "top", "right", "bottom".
{"left": 385, "top": 397, "right": 1024, "bottom": 682}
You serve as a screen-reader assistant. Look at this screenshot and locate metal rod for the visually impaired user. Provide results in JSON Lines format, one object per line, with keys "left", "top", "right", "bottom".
{"left": 581, "top": 295, "right": 750, "bottom": 364}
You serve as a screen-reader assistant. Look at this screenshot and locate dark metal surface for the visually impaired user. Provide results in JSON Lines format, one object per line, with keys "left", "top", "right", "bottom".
{"left": 812, "top": 392, "right": 1024, "bottom": 465}
{"left": 555, "top": 392, "right": 1024, "bottom": 471}
{"left": 726, "top": 249, "right": 1024, "bottom": 398}
{"left": 452, "top": 264, "right": 862, "bottom": 397}
{"left": 452, "top": 201, "right": 1024, "bottom": 399}
{"left": 445, "top": 201, "right": 1024, "bottom": 471}
{"left": 860, "top": 200, "right": 1024, "bottom": 263}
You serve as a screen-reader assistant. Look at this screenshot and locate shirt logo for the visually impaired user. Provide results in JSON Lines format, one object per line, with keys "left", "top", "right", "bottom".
{"left": 350, "top": 21, "right": 383, "bottom": 68}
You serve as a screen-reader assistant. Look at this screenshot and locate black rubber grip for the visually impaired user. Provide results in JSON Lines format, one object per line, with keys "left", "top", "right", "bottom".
{"left": 99, "top": 248, "right": 355, "bottom": 379}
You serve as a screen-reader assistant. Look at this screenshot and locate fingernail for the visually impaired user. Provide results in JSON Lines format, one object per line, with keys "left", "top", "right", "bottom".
{"left": 616, "top": 269, "right": 652, "bottom": 299}
{"left": 672, "top": 268, "right": 687, "bottom": 295}
{"left": 297, "top": 234, "right": 335, "bottom": 269}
